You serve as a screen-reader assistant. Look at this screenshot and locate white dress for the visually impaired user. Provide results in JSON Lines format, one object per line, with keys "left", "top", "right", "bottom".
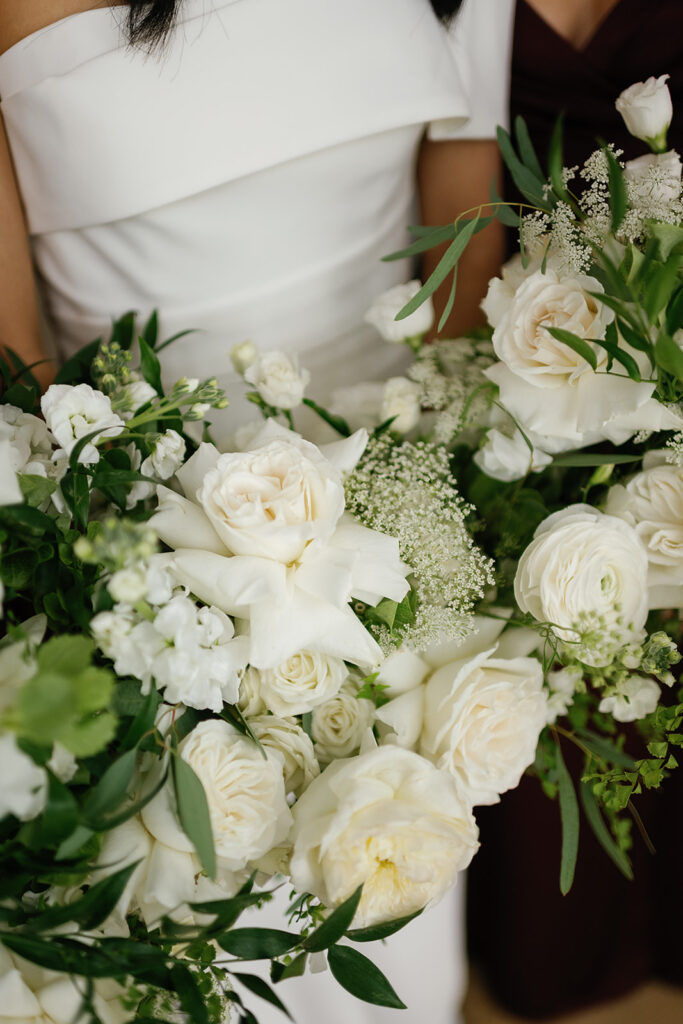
{"left": 0, "top": 1, "right": 513, "bottom": 1020}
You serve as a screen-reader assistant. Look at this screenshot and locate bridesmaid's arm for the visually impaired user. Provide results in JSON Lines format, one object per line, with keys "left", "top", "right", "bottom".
{"left": 418, "top": 136, "right": 505, "bottom": 338}
{"left": 0, "top": 112, "right": 53, "bottom": 387}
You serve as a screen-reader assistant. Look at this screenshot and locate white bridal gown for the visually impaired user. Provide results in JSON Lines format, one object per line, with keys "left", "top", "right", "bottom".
{"left": 0, "top": 0, "right": 512, "bottom": 1020}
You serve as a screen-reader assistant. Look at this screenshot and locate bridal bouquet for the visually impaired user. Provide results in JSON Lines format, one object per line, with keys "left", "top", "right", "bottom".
{"left": 0, "top": 315, "right": 502, "bottom": 1023}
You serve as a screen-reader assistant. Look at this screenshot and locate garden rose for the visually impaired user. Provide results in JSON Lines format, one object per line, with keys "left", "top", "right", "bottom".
{"left": 258, "top": 650, "right": 348, "bottom": 716}
{"left": 248, "top": 714, "right": 319, "bottom": 795}
{"left": 310, "top": 680, "right": 375, "bottom": 763}
{"left": 616, "top": 75, "right": 673, "bottom": 148}
{"left": 244, "top": 350, "right": 310, "bottom": 410}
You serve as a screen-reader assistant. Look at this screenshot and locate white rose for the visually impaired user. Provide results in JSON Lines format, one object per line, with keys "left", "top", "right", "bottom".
{"left": 0, "top": 734, "right": 47, "bottom": 821}
{"left": 244, "top": 350, "right": 310, "bottom": 410}
{"left": 605, "top": 461, "right": 683, "bottom": 609}
{"left": 310, "top": 680, "right": 375, "bottom": 763}
{"left": 474, "top": 428, "right": 552, "bottom": 482}
{"left": 421, "top": 647, "right": 547, "bottom": 806}
{"left": 380, "top": 377, "right": 422, "bottom": 434}
{"left": 514, "top": 505, "right": 649, "bottom": 665}
{"left": 364, "top": 281, "right": 434, "bottom": 343}
{"left": 289, "top": 746, "right": 478, "bottom": 927}
{"left": 178, "top": 720, "right": 292, "bottom": 869}
{"left": 259, "top": 651, "right": 348, "bottom": 716}
{"left": 616, "top": 75, "right": 673, "bottom": 148}
{"left": 248, "top": 714, "right": 319, "bottom": 795}
{"left": 141, "top": 429, "right": 186, "bottom": 480}
{"left": 624, "top": 150, "right": 682, "bottom": 206}
{"left": 41, "top": 384, "right": 124, "bottom": 465}
{"left": 230, "top": 340, "right": 258, "bottom": 375}
{"left": 599, "top": 675, "right": 660, "bottom": 723}
{"left": 237, "top": 666, "right": 267, "bottom": 717}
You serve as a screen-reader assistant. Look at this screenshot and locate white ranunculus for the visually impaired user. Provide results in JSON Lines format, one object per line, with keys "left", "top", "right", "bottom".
{"left": 599, "top": 675, "right": 660, "bottom": 722}
{"left": 380, "top": 377, "right": 422, "bottom": 434}
{"left": 290, "top": 746, "right": 478, "bottom": 927}
{"left": 624, "top": 150, "right": 682, "bottom": 206}
{"left": 421, "top": 646, "right": 547, "bottom": 806}
{"left": 310, "top": 680, "right": 375, "bottom": 763}
{"left": 605, "top": 460, "right": 683, "bottom": 609}
{"left": 474, "top": 427, "right": 552, "bottom": 482}
{"left": 41, "top": 384, "right": 124, "bottom": 465}
{"left": 515, "top": 505, "right": 649, "bottom": 665}
{"left": 230, "top": 339, "right": 258, "bottom": 375}
{"left": 178, "top": 720, "right": 292, "bottom": 869}
{"left": 364, "top": 281, "right": 434, "bottom": 343}
{"left": 244, "top": 350, "right": 310, "bottom": 410}
{"left": 0, "top": 734, "right": 47, "bottom": 822}
{"left": 259, "top": 651, "right": 347, "bottom": 716}
{"left": 141, "top": 429, "right": 186, "bottom": 480}
{"left": 248, "top": 714, "right": 319, "bottom": 795}
{"left": 616, "top": 75, "right": 673, "bottom": 147}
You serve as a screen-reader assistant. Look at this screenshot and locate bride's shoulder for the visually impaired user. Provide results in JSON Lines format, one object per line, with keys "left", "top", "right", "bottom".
{"left": 0, "top": 0, "right": 110, "bottom": 55}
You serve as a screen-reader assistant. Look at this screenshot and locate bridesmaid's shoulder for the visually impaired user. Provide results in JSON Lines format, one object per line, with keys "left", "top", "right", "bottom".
{"left": 0, "top": 0, "right": 115, "bottom": 55}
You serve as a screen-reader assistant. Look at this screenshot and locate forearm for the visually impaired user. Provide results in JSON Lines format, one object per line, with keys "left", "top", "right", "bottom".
{"left": 418, "top": 137, "right": 505, "bottom": 338}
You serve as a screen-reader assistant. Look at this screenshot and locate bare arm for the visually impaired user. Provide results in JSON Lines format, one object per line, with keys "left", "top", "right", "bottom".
{"left": 418, "top": 137, "right": 505, "bottom": 338}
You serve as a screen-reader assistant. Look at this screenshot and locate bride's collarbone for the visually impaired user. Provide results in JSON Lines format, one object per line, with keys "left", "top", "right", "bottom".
{"left": 0, "top": 0, "right": 120, "bottom": 55}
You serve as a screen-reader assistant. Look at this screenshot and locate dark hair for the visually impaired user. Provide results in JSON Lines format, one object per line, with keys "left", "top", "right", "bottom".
{"left": 127, "top": 1, "right": 463, "bottom": 48}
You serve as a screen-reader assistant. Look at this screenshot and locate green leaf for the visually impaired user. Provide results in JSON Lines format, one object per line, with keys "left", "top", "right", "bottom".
{"left": 37, "top": 635, "right": 94, "bottom": 675}
{"left": 155, "top": 328, "right": 196, "bottom": 353}
{"left": 514, "top": 115, "right": 545, "bottom": 182}
{"left": 591, "top": 336, "right": 642, "bottom": 381}
{"left": 547, "top": 114, "right": 567, "bottom": 200}
{"left": 580, "top": 783, "right": 633, "bottom": 880}
{"left": 556, "top": 741, "right": 580, "bottom": 896}
{"left": 138, "top": 337, "right": 163, "bottom": 396}
{"left": 3, "top": 381, "right": 38, "bottom": 413}
{"left": 551, "top": 452, "right": 641, "bottom": 468}
{"left": 217, "top": 928, "right": 299, "bottom": 959}
{"left": 59, "top": 469, "right": 91, "bottom": 529}
{"left": 234, "top": 973, "right": 292, "bottom": 1019}
{"left": 19, "top": 474, "right": 57, "bottom": 508}
{"left": 545, "top": 327, "right": 598, "bottom": 370}
{"left": 189, "top": 891, "right": 269, "bottom": 932}
{"left": 383, "top": 224, "right": 456, "bottom": 263}
{"left": 666, "top": 285, "right": 683, "bottom": 335}
{"left": 605, "top": 147, "right": 627, "bottom": 231}
{"left": 142, "top": 310, "right": 159, "bottom": 350}
{"left": 437, "top": 265, "right": 459, "bottom": 334}
{"left": 279, "top": 952, "right": 308, "bottom": 980}
{"left": 56, "top": 825, "right": 95, "bottom": 861}
{"left": 303, "top": 886, "right": 363, "bottom": 952}
{"left": 347, "top": 908, "right": 423, "bottom": 943}
{"left": 120, "top": 686, "right": 161, "bottom": 750}
{"left": 396, "top": 216, "right": 482, "bottom": 319}
{"left": 649, "top": 221, "right": 683, "bottom": 262}
{"left": 577, "top": 730, "right": 636, "bottom": 769}
{"left": 327, "top": 945, "right": 406, "bottom": 1009}
{"left": 301, "top": 398, "right": 351, "bottom": 437}
{"left": 28, "top": 862, "right": 140, "bottom": 932}
{"left": 496, "top": 126, "right": 550, "bottom": 208}
{"left": 655, "top": 333, "right": 683, "bottom": 381}
{"left": 617, "top": 318, "right": 652, "bottom": 353}
{"left": 54, "top": 339, "right": 101, "bottom": 387}
{"left": 171, "top": 753, "right": 216, "bottom": 879}
{"left": 27, "top": 772, "right": 79, "bottom": 847}
{"left": 170, "top": 965, "right": 209, "bottom": 1024}
{"left": 83, "top": 747, "right": 139, "bottom": 826}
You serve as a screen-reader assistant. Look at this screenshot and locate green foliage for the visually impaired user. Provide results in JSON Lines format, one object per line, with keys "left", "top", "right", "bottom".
{"left": 327, "top": 945, "right": 406, "bottom": 1009}
{"left": 171, "top": 752, "right": 217, "bottom": 880}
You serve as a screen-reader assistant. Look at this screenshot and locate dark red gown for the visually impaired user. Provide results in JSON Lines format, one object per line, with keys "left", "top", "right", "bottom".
{"left": 467, "top": 1, "right": 683, "bottom": 1016}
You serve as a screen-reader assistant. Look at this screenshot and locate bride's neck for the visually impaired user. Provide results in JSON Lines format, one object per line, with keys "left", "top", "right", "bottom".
{"left": 525, "top": 0, "right": 621, "bottom": 52}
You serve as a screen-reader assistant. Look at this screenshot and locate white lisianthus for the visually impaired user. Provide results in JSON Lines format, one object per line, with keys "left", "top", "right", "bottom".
{"left": 310, "top": 680, "right": 375, "bottom": 763}
{"left": 237, "top": 667, "right": 267, "bottom": 716}
{"left": 624, "top": 151, "right": 682, "bottom": 207}
{"left": 599, "top": 675, "right": 660, "bottom": 723}
{"left": 141, "top": 430, "right": 186, "bottom": 480}
{"left": 41, "top": 384, "right": 124, "bottom": 465}
{"left": 605, "top": 458, "right": 683, "bottom": 609}
{"left": 364, "top": 281, "right": 434, "bottom": 343}
{"left": 244, "top": 350, "right": 310, "bottom": 410}
{"left": 515, "top": 505, "right": 649, "bottom": 665}
{"left": 474, "top": 428, "right": 552, "bottom": 482}
{"left": 248, "top": 714, "right": 319, "bottom": 795}
{"left": 230, "top": 340, "right": 258, "bottom": 375}
{"left": 290, "top": 746, "right": 478, "bottom": 927}
{"left": 420, "top": 646, "right": 547, "bottom": 806}
{"left": 0, "top": 734, "right": 47, "bottom": 822}
{"left": 380, "top": 377, "right": 422, "bottom": 434}
{"left": 259, "top": 651, "right": 347, "bottom": 716}
{"left": 616, "top": 75, "right": 673, "bottom": 149}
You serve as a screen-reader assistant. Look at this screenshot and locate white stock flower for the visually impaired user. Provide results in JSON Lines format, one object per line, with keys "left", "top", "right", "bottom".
{"left": 0, "top": 734, "right": 47, "bottom": 822}
{"left": 616, "top": 75, "right": 673, "bottom": 147}
{"left": 474, "top": 428, "right": 552, "bottom": 482}
{"left": 545, "top": 666, "right": 582, "bottom": 724}
{"left": 599, "top": 675, "right": 660, "bottom": 722}
{"left": 310, "top": 679, "right": 375, "bottom": 763}
{"left": 141, "top": 430, "right": 186, "bottom": 480}
{"left": 107, "top": 567, "right": 148, "bottom": 604}
{"left": 244, "top": 350, "right": 310, "bottom": 410}
{"left": 421, "top": 644, "right": 547, "bottom": 806}
{"left": 380, "top": 377, "right": 422, "bottom": 434}
{"left": 515, "top": 505, "right": 649, "bottom": 665}
{"left": 624, "top": 151, "right": 682, "bottom": 207}
{"left": 230, "top": 340, "right": 258, "bottom": 375}
{"left": 0, "top": 439, "right": 23, "bottom": 505}
{"left": 41, "top": 384, "right": 124, "bottom": 465}
{"left": 290, "top": 746, "right": 478, "bottom": 927}
{"left": 364, "top": 281, "right": 434, "bottom": 343}
{"left": 248, "top": 714, "right": 319, "bottom": 795}
{"left": 605, "top": 459, "right": 683, "bottom": 609}
{"left": 259, "top": 651, "right": 347, "bottom": 716}
{"left": 0, "top": 404, "right": 53, "bottom": 481}
{"left": 116, "top": 379, "right": 157, "bottom": 416}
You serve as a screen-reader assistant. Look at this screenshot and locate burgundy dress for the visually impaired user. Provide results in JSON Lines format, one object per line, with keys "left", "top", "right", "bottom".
{"left": 467, "top": 1, "right": 683, "bottom": 1017}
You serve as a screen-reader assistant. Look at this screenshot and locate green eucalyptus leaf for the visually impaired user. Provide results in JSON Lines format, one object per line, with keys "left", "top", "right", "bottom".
{"left": 303, "top": 886, "right": 363, "bottom": 952}
{"left": 655, "top": 332, "right": 683, "bottom": 381}
{"left": 396, "top": 215, "right": 482, "bottom": 320}
{"left": 576, "top": 729, "right": 636, "bottom": 769}
{"left": 547, "top": 114, "right": 567, "bottom": 200}
{"left": 617, "top": 318, "right": 652, "bottom": 353}
{"left": 514, "top": 115, "right": 545, "bottom": 181}
{"left": 496, "top": 126, "right": 550, "bottom": 208}
{"left": 27, "top": 862, "right": 140, "bottom": 932}
{"left": 551, "top": 452, "right": 641, "bottom": 467}
{"left": 580, "top": 783, "right": 633, "bottom": 879}
{"left": 383, "top": 224, "right": 456, "bottom": 263}
{"left": 544, "top": 327, "right": 597, "bottom": 371}
{"left": 605, "top": 147, "right": 627, "bottom": 231}
{"left": 171, "top": 752, "right": 216, "bottom": 879}
{"left": 83, "top": 747, "right": 139, "bottom": 825}
{"left": 327, "top": 945, "right": 406, "bottom": 1009}
{"left": 556, "top": 741, "right": 579, "bottom": 896}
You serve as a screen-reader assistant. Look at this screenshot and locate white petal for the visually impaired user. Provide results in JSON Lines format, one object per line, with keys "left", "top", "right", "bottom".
{"left": 168, "top": 549, "right": 287, "bottom": 617}
{"left": 319, "top": 428, "right": 369, "bottom": 473}
{"left": 376, "top": 650, "right": 429, "bottom": 695}
{"left": 330, "top": 517, "right": 410, "bottom": 605}
{"left": 151, "top": 486, "right": 225, "bottom": 554}
{"left": 376, "top": 687, "right": 425, "bottom": 749}
{"left": 175, "top": 442, "right": 220, "bottom": 501}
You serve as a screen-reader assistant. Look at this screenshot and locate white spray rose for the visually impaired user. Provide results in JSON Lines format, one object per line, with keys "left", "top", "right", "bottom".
{"left": 0, "top": 734, "right": 47, "bottom": 822}
{"left": 259, "top": 651, "right": 347, "bottom": 716}
{"left": 624, "top": 150, "right": 682, "bottom": 207}
{"left": 310, "top": 680, "right": 375, "bottom": 763}
{"left": 41, "top": 384, "right": 124, "bottom": 465}
{"left": 230, "top": 340, "right": 258, "bottom": 375}
{"left": 421, "top": 647, "right": 547, "bottom": 806}
{"left": 290, "top": 746, "right": 478, "bottom": 927}
{"left": 244, "top": 350, "right": 310, "bottom": 410}
{"left": 474, "top": 427, "right": 552, "bottom": 482}
{"left": 605, "top": 459, "right": 683, "bottom": 609}
{"left": 380, "top": 377, "right": 422, "bottom": 434}
{"left": 616, "top": 75, "right": 673, "bottom": 149}
{"left": 141, "top": 430, "right": 186, "bottom": 480}
{"left": 364, "top": 281, "right": 434, "bottom": 343}
{"left": 515, "top": 505, "right": 649, "bottom": 665}
{"left": 248, "top": 714, "right": 319, "bottom": 795}
{"left": 599, "top": 675, "right": 660, "bottom": 723}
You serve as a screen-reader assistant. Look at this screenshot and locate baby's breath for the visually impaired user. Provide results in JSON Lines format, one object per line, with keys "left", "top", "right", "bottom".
{"left": 665, "top": 431, "right": 683, "bottom": 466}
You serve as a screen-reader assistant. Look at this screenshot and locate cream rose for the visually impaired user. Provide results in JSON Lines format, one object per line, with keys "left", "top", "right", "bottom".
{"left": 605, "top": 458, "right": 683, "bottom": 609}
{"left": 421, "top": 648, "right": 547, "bottom": 806}
{"left": 310, "top": 679, "right": 375, "bottom": 763}
{"left": 616, "top": 75, "right": 673, "bottom": 148}
{"left": 237, "top": 666, "right": 267, "bottom": 716}
{"left": 514, "top": 505, "right": 649, "bottom": 665}
{"left": 259, "top": 650, "right": 348, "bottom": 716}
{"left": 244, "top": 350, "right": 310, "bottom": 410}
{"left": 290, "top": 746, "right": 478, "bottom": 927}
{"left": 364, "top": 281, "right": 434, "bottom": 343}
{"left": 248, "top": 714, "right": 319, "bottom": 795}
